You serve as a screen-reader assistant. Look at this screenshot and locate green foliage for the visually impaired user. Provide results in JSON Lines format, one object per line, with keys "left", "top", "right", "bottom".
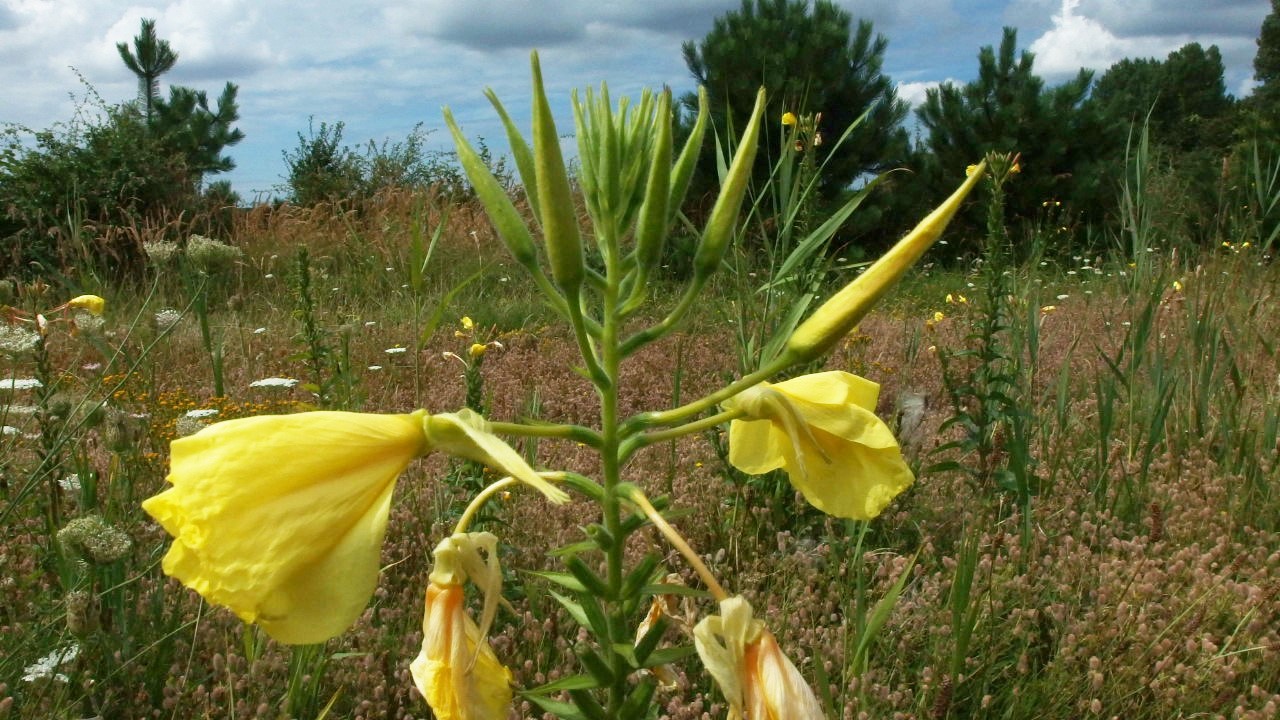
{"left": 915, "top": 28, "right": 1106, "bottom": 241}
{"left": 681, "top": 0, "right": 908, "bottom": 203}
{"left": 0, "top": 97, "right": 190, "bottom": 278}
{"left": 1253, "top": 0, "right": 1280, "bottom": 126}
{"left": 1093, "top": 44, "right": 1236, "bottom": 154}
{"left": 281, "top": 119, "right": 479, "bottom": 205}
{"left": 0, "top": 18, "right": 242, "bottom": 280}
{"left": 115, "top": 18, "right": 178, "bottom": 124}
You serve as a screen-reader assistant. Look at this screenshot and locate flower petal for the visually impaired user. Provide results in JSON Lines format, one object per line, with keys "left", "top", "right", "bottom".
{"left": 411, "top": 582, "right": 514, "bottom": 720}
{"left": 424, "top": 409, "right": 569, "bottom": 504}
{"left": 142, "top": 410, "right": 427, "bottom": 644}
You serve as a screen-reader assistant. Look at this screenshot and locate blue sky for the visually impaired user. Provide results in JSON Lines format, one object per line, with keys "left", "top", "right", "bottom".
{"left": 1, "top": 0, "right": 1272, "bottom": 200}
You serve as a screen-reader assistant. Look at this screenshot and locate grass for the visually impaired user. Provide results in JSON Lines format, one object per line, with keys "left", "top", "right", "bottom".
{"left": 1, "top": 183, "right": 1279, "bottom": 720}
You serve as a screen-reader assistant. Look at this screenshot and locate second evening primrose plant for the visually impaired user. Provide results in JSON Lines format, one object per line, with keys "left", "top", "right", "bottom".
{"left": 142, "top": 53, "right": 984, "bottom": 719}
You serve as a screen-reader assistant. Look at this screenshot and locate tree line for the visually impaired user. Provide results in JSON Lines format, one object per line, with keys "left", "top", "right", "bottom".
{"left": 3, "top": 2, "right": 1279, "bottom": 280}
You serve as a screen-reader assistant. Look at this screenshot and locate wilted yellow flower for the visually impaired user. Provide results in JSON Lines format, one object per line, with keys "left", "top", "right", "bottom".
{"left": 966, "top": 164, "right": 981, "bottom": 177}
{"left": 694, "top": 596, "right": 826, "bottom": 720}
{"left": 1040, "top": 305, "right": 1057, "bottom": 314}
{"left": 721, "top": 371, "right": 913, "bottom": 520}
{"left": 781, "top": 111, "right": 798, "bottom": 127}
{"left": 411, "top": 533, "right": 513, "bottom": 720}
{"left": 141, "top": 411, "right": 430, "bottom": 644}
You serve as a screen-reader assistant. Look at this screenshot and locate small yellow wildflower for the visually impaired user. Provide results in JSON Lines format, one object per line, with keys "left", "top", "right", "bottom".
{"left": 1041, "top": 305, "right": 1056, "bottom": 314}
{"left": 468, "top": 343, "right": 487, "bottom": 359}
{"left": 461, "top": 316, "right": 474, "bottom": 331}
{"left": 781, "top": 112, "right": 797, "bottom": 127}
{"left": 1172, "top": 280, "right": 1183, "bottom": 292}
{"left": 933, "top": 311, "right": 945, "bottom": 323}
{"left": 65, "top": 295, "right": 106, "bottom": 316}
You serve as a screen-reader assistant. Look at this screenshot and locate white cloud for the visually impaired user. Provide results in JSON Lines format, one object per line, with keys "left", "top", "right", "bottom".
{"left": 1028, "top": 0, "right": 1185, "bottom": 80}
{"left": 896, "top": 79, "right": 956, "bottom": 107}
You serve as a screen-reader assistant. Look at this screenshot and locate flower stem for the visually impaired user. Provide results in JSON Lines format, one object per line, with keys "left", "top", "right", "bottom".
{"left": 626, "top": 489, "right": 728, "bottom": 601}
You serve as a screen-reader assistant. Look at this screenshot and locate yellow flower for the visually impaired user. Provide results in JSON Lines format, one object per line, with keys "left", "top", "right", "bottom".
{"left": 1040, "top": 305, "right": 1056, "bottom": 314}
{"left": 143, "top": 409, "right": 566, "bottom": 644}
{"left": 933, "top": 311, "right": 945, "bottom": 323}
{"left": 411, "top": 533, "right": 513, "bottom": 720}
{"left": 694, "top": 596, "right": 826, "bottom": 720}
{"left": 945, "top": 293, "right": 954, "bottom": 304}
{"left": 966, "top": 163, "right": 981, "bottom": 177}
{"left": 50, "top": 294, "right": 106, "bottom": 316}
{"left": 1009, "top": 161, "right": 1021, "bottom": 174}
{"left": 781, "top": 111, "right": 798, "bottom": 127}
{"left": 141, "top": 411, "right": 430, "bottom": 644}
{"left": 468, "top": 342, "right": 487, "bottom": 359}
{"left": 721, "top": 371, "right": 913, "bottom": 520}
{"left": 461, "top": 316, "right": 474, "bottom": 331}
{"left": 1172, "top": 280, "right": 1183, "bottom": 292}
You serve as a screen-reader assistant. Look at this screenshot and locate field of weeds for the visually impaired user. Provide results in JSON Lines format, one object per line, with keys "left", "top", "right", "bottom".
{"left": 2, "top": 180, "right": 1279, "bottom": 720}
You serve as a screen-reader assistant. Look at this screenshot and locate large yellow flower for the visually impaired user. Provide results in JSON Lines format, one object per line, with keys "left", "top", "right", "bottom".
{"left": 721, "top": 371, "right": 912, "bottom": 520}
{"left": 142, "top": 408, "right": 566, "bottom": 644}
{"left": 411, "top": 533, "right": 513, "bottom": 720}
{"left": 142, "top": 410, "right": 428, "bottom": 644}
{"left": 694, "top": 596, "right": 826, "bottom": 720}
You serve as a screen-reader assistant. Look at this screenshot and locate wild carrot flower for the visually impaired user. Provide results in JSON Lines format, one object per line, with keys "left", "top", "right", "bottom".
{"left": 721, "top": 371, "right": 912, "bottom": 520}
{"left": 694, "top": 596, "right": 826, "bottom": 720}
{"left": 411, "top": 532, "right": 514, "bottom": 720}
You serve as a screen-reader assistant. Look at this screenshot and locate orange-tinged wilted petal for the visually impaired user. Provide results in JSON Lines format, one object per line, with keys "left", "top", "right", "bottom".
{"left": 412, "top": 533, "right": 514, "bottom": 720}
{"left": 411, "top": 583, "right": 513, "bottom": 720}
{"left": 141, "top": 410, "right": 429, "bottom": 644}
{"left": 694, "top": 596, "right": 825, "bottom": 720}
{"left": 722, "top": 371, "right": 912, "bottom": 520}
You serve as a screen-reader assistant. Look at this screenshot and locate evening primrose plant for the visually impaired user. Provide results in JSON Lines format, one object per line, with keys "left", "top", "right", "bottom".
{"left": 142, "top": 53, "right": 982, "bottom": 720}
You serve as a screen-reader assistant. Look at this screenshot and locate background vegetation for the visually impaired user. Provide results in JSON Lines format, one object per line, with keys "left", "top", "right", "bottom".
{"left": 2, "top": 2, "right": 1280, "bottom": 719}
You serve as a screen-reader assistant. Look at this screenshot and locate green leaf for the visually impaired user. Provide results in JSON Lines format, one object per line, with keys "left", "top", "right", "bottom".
{"left": 527, "top": 674, "right": 602, "bottom": 694}
{"left": 526, "top": 570, "right": 587, "bottom": 593}
{"left": 547, "top": 589, "right": 591, "bottom": 629}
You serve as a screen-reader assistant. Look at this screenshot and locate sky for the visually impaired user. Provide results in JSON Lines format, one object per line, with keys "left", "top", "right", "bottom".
{"left": 1, "top": 0, "right": 1273, "bottom": 201}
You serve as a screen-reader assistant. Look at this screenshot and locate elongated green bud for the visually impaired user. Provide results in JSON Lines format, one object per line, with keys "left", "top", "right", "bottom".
{"left": 530, "top": 52, "right": 585, "bottom": 295}
{"left": 694, "top": 87, "right": 766, "bottom": 281}
{"left": 785, "top": 161, "right": 987, "bottom": 362}
{"left": 485, "top": 89, "right": 541, "bottom": 226}
{"left": 633, "top": 89, "right": 672, "bottom": 273}
{"left": 443, "top": 107, "right": 538, "bottom": 268}
{"left": 668, "top": 86, "right": 708, "bottom": 224}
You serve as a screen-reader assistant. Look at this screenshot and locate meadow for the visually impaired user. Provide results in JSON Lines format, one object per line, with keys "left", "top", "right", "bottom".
{"left": 2, "top": 159, "right": 1280, "bottom": 720}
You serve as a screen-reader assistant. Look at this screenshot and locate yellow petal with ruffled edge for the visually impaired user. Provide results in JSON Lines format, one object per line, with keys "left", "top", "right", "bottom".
{"left": 142, "top": 410, "right": 428, "bottom": 644}
{"left": 725, "top": 371, "right": 912, "bottom": 520}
